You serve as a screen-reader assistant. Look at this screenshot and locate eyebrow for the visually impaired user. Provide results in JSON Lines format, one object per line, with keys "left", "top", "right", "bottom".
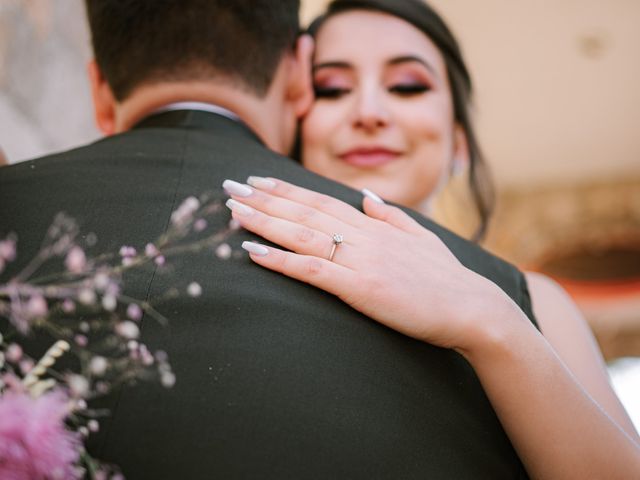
{"left": 312, "top": 61, "right": 351, "bottom": 73}
{"left": 387, "top": 55, "right": 439, "bottom": 78}
{"left": 313, "top": 55, "right": 439, "bottom": 79}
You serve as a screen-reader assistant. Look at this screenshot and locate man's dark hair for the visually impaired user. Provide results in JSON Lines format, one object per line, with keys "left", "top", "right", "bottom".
{"left": 85, "top": 0, "right": 300, "bottom": 101}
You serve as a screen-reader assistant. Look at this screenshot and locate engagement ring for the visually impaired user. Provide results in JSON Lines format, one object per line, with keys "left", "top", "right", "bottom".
{"left": 328, "top": 233, "right": 344, "bottom": 262}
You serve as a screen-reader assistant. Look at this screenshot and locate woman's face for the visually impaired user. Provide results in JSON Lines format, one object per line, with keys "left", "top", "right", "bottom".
{"left": 302, "top": 11, "right": 465, "bottom": 209}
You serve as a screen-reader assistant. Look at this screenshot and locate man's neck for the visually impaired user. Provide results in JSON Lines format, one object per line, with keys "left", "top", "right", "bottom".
{"left": 113, "top": 81, "right": 290, "bottom": 154}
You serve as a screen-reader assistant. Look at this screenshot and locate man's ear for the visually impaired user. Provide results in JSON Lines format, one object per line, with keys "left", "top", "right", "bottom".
{"left": 87, "top": 60, "right": 117, "bottom": 135}
{"left": 288, "top": 34, "right": 315, "bottom": 119}
{"left": 452, "top": 124, "right": 470, "bottom": 175}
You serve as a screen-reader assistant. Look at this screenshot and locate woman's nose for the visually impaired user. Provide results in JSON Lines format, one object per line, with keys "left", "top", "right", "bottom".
{"left": 353, "top": 89, "right": 390, "bottom": 131}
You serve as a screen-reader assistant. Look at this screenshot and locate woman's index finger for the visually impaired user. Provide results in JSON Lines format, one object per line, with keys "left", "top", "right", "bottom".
{"left": 246, "top": 176, "right": 367, "bottom": 229}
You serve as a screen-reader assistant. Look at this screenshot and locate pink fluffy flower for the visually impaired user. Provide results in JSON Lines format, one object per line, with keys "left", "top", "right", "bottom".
{"left": 0, "top": 390, "right": 82, "bottom": 480}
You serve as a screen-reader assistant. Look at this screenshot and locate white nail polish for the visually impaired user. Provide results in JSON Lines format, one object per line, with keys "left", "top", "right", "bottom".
{"left": 362, "top": 188, "right": 384, "bottom": 204}
{"left": 247, "top": 176, "right": 276, "bottom": 190}
{"left": 225, "top": 199, "right": 254, "bottom": 216}
{"left": 222, "top": 179, "right": 253, "bottom": 197}
{"left": 242, "top": 241, "right": 269, "bottom": 256}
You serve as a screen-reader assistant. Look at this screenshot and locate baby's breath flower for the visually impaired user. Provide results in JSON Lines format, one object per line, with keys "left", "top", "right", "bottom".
{"left": 102, "top": 294, "right": 117, "bottom": 312}
{"left": 89, "top": 356, "right": 108, "bottom": 376}
{"left": 194, "top": 219, "right": 208, "bottom": 232}
{"left": 0, "top": 236, "right": 17, "bottom": 262}
{"left": 64, "top": 246, "right": 86, "bottom": 274}
{"left": 5, "top": 344, "right": 23, "bottom": 363}
{"left": 161, "top": 371, "right": 176, "bottom": 388}
{"left": 170, "top": 196, "right": 201, "bottom": 226}
{"left": 145, "top": 243, "right": 159, "bottom": 258}
{"left": 88, "top": 419, "right": 100, "bottom": 433}
{"left": 126, "top": 304, "right": 143, "bottom": 321}
{"left": 62, "top": 299, "right": 75, "bottom": 313}
{"left": 115, "top": 321, "right": 140, "bottom": 340}
{"left": 67, "top": 374, "right": 89, "bottom": 398}
{"left": 155, "top": 350, "right": 168, "bottom": 363}
{"left": 187, "top": 282, "right": 202, "bottom": 298}
{"left": 78, "top": 288, "right": 96, "bottom": 306}
{"left": 121, "top": 257, "right": 135, "bottom": 267}
{"left": 93, "top": 272, "right": 110, "bottom": 291}
{"left": 215, "top": 243, "right": 232, "bottom": 260}
{"left": 26, "top": 295, "right": 48, "bottom": 319}
{"left": 119, "top": 246, "right": 137, "bottom": 258}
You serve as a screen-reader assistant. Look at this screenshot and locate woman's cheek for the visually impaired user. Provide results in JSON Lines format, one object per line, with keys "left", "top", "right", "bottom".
{"left": 302, "top": 105, "right": 343, "bottom": 152}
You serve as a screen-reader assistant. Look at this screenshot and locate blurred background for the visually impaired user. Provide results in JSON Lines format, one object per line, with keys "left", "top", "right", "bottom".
{"left": 1, "top": 0, "right": 638, "bottom": 425}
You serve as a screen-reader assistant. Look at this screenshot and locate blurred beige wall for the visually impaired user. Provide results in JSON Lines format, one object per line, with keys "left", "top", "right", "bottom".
{"left": 0, "top": 1, "right": 97, "bottom": 164}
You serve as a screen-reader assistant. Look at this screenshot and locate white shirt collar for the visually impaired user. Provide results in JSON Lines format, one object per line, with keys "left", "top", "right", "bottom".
{"left": 152, "top": 101, "right": 240, "bottom": 122}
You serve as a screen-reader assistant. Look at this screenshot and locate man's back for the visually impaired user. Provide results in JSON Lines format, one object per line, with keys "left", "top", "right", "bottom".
{"left": 0, "top": 110, "right": 532, "bottom": 478}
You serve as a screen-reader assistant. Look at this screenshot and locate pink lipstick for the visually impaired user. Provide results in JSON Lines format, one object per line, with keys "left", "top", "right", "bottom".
{"left": 339, "top": 147, "right": 401, "bottom": 167}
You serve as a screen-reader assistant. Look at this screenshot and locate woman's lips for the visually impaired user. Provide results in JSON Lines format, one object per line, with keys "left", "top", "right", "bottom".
{"left": 339, "top": 148, "right": 401, "bottom": 167}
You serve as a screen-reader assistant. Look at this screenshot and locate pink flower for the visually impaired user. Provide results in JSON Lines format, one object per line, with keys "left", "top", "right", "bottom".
{"left": 119, "top": 246, "right": 137, "bottom": 258}
{"left": 171, "top": 196, "right": 200, "bottom": 226}
{"left": 62, "top": 299, "right": 76, "bottom": 313}
{"left": 64, "top": 246, "right": 86, "bottom": 274}
{"left": 126, "top": 304, "right": 143, "bottom": 321}
{"left": 144, "top": 243, "right": 159, "bottom": 258}
{"left": 5, "top": 344, "right": 23, "bottom": 364}
{"left": 0, "top": 237, "right": 16, "bottom": 262}
{"left": 26, "top": 295, "right": 48, "bottom": 319}
{"left": 194, "top": 219, "right": 208, "bottom": 232}
{"left": 9, "top": 294, "right": 47, "bottom": 334}
{"left": 0, "top": 390, "right": 81, "bottom": 480}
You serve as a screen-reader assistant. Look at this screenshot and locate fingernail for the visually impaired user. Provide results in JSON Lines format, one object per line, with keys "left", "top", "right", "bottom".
{"left": 242, "top": 241, "right": 269, "bottom": 256}
{"left": 225, "top": 199, "right": 254, "bottom": 216}
{"left": 247, "top": 176, "right": 276, "bottom": 190}
{"left": 223, "top": 179, "right": 253, "bottom": 197}
{"left": 362, "top": 188, "right": 384, "bottom": 204}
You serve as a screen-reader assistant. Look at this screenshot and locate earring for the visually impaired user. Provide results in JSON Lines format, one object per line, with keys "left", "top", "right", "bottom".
{"left": 451, "top": 158, "right": 465, "bottom": 176}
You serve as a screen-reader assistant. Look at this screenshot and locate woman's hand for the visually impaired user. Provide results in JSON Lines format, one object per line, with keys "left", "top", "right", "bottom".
{"left": 222, "top": 176, "right": 520, "bottom": 353}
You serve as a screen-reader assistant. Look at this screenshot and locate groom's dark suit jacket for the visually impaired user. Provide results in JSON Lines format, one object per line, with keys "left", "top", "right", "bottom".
{"left": 0, "top": 111, "right": 535, "bottom": 479}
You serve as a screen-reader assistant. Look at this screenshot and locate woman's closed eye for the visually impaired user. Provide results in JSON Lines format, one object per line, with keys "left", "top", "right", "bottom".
{"left": 313, "top": 86, "right": 352, "bottom": 99}
{"left": 388, "top": 83, "right": 430, "bottom": 96}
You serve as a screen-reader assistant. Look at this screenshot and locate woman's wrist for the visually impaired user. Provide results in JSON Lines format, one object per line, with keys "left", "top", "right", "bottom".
{"left": 452, "top": 276, "right": 535, "bottom": 363}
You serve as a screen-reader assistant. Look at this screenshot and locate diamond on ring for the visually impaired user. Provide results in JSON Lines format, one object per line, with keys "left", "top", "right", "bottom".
{"left": 328, "top": 233, "right": 344, "bottom": 262}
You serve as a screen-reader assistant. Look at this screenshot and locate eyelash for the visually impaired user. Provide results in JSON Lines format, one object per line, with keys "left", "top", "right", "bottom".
{"left": 388, "top": 84, "right": 430, "bottom": 96}
{"left": 313, "top": 86, "right": 351, "bottom": 99}
{"left": 313, "top": 83, "right": 430, "bottom": 100}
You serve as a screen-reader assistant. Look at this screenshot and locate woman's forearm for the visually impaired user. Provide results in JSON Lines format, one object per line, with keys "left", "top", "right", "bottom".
{"left": 461, "top": 296, "right": 640, "bottom": 479}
